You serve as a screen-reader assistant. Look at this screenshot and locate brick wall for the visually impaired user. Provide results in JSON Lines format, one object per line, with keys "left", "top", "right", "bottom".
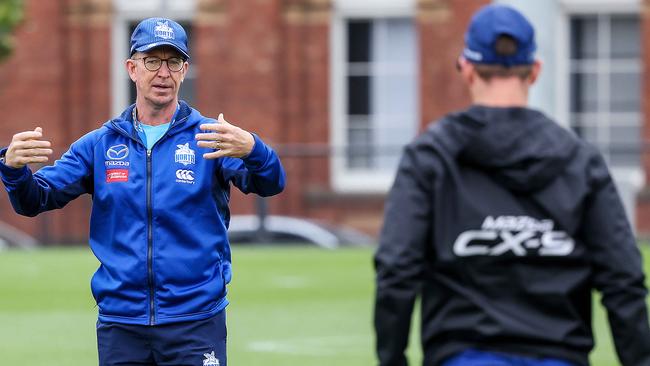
{"left": 0, "top": 0, "right": 111, "bottom": 243}
{"left": 0, "top": 0, "right": 489, "bottom": 243}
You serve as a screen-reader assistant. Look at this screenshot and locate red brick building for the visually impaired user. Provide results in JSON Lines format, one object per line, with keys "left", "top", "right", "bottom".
{"left": 0, "top": 0, "right": 647, "bottom": 243}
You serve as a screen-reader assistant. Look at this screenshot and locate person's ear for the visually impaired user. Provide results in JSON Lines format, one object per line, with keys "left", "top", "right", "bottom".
{"left": 528, "top": 59, "right": 542, "bottom": 85}
{"left": 126, "top": 59, "right": 138, "bottom": 82}
{"left": 457, "top": 57, "right": 475, "bottom": 85}
{"left": 181, "top": 61, "right": 189, "bottom": 81}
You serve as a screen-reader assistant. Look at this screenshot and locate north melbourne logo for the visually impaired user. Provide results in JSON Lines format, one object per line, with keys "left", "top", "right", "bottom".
{"left": 203, "top": 351, "right": 220, "bottom": 366}
{"left": 154, "top": 21, "right": 175, "bottom": 40}
{"left": 175, "top": 143, "right": 196, "bottom": 166}
{"left": 453, "top": 215, "right": 574, "bottom": 257}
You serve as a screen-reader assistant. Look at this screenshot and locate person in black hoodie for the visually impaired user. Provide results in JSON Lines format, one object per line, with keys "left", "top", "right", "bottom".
{"left": 374, "top": 4, "right": 650, "bottom": 366}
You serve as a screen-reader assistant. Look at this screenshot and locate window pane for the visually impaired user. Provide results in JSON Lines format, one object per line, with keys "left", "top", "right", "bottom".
{"left": 372, "top": 18, "right": 415, "bottom": 63}
{"left": 610, "top": 122, "right": 641, "bottom": 166}
{"left": 372, "top": 73, "right": 417, "bottom": 169}
{"left": 570, "top": 17, "right": 598, "bottom": 59}
{"left": 348, "top": 21, "right": 371, "bottom": 63}
{"left": 569, "top": 14, "right": 641, "bottom": 170}
{"left": 347, "top": 117, "right": 372, "bottom": 169}
{"left": 571, "top": 73, "right": 598, "bottom": 113}
{"left": 370, "top": 18, "right": 418, "bottom": 170}
{"left": 611, "top": 16, "right": 639, "bottom": 59}
{"left": 610, "top": 124, "right": 641, "bottom": 147}
{"left": 610, "top": 72, "right": 640, "bottom": 112}
{"left": 347, "top": 76, "right": 370, "bottom": 115}
{"left": 344, "top": 17, "right": 417, "bottom": 172}
{"left": 570, "top": 114, "right": 598, "bottom": 141}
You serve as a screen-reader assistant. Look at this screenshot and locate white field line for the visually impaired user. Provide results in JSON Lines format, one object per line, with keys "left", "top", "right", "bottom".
{"left": 247, "top": 335, "right": 368, "bottom": 356}
{"left": 268, "top": 275, "right": 311, "bottom": 289}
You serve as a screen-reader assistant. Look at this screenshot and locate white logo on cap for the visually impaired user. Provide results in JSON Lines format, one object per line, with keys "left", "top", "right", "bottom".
{"left": 154, "top": 21, "right": 175, "bottom": 40}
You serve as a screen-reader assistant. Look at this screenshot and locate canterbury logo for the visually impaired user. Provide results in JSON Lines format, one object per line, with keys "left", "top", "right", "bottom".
{"left": 175, "top": 169, "right": 194, "bottom": 181}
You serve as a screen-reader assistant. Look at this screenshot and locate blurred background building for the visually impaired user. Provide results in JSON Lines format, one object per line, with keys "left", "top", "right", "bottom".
{"left": 0, "top": 0, "right": 647, "bottom": 243}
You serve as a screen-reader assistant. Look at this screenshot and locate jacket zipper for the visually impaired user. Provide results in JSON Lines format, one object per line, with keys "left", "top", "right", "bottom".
{"left": 110, "top": 110, "right": 189, "bottom": 326}
{"left": 146, "top": 148, "right": 155, "bottom": 325}
{"left": 144, "top": 129, "right": 179, "bottom": 325}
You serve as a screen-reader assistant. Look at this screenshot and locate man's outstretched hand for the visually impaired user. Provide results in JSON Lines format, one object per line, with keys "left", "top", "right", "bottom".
{"left": 196, "top": 113, "right": 255, "bottom": 159}
{"left": 4, "top": 127, "right": 53, "bottom": 168}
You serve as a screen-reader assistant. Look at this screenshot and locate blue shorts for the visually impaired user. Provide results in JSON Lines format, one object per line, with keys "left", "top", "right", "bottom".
{"left": 443, "top": 349, "right": 578, "bottom": 366}
{"left": 96, "top": 310, "right": 227, "bottom": 366}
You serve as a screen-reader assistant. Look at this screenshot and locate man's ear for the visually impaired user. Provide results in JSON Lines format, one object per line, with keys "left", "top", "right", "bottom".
{"left": 457, "top": 57, "right": 475, "bottom": 85}
{"left": 126, "top": 59, "right": 137, "bottom": 82}
{"left": 182, "top": 61, "right": 189, "bottom": 81}
{"left": 528, "top": 59, "right": 542, "bottom": 85}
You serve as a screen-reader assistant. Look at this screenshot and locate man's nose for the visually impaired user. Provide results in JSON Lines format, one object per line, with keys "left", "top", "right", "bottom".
{"left": 156, "top": 62, "right": 172, "bottom": 77}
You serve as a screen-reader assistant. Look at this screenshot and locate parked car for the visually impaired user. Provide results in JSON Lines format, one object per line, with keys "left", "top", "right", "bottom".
{"left": 227, "top": 215, "right": 375, "bottom": 249}
{"left": 0, "top": 220, "right": 38, "bottom": 249}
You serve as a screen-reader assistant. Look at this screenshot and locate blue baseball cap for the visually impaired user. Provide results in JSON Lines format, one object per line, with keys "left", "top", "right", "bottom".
{"left": 463, "top": 4, "right": 536, "bottom": 66}
{"left": 130, "top": 17, "right": 190, "bottom": 60}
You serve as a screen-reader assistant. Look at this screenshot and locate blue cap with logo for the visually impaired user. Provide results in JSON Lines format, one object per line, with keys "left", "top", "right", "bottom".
{"left": 130, "top": 17, "right": 190, "bottom": 60}
{"left": 463, "top": 4, "right": 536, "bottom": 66}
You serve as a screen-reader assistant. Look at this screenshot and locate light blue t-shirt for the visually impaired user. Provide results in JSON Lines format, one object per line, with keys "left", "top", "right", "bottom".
{"left": 134, "top": 104, "right": 180, "bottom": 150}
{"left": 138, "top": 122, "right": 171, "bottom": 150}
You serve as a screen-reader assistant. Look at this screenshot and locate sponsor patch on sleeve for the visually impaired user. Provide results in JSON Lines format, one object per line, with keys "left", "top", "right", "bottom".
{"left": 106, "top": 169, "right": 129, "bottom": 183}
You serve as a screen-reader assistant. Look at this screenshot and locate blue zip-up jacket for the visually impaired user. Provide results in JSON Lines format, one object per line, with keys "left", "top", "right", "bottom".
{"left": 0, "top": 101, "right": 286, "bottom": 325}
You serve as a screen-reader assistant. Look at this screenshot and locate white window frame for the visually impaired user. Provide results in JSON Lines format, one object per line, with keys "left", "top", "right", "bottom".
{"left": 330, "top": 0, "right": 418, "bottom": 193}
{"left": 555, "top": 0, "right": 643, "bottom": 227}
{"left": 554, "top": 0, "right": 640, "bottom": 130}
{"left": 111, "top": 0, "right": 196, "bottom": 116}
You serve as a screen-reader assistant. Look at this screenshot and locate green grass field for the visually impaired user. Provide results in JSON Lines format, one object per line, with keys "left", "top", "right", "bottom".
{"left": 0, "top": 245, "right": 648, "bottom": 365}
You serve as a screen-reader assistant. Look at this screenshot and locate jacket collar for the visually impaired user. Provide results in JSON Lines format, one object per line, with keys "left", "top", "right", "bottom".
{"left": 105, "top": 100, "right": 198, "bottom": 141}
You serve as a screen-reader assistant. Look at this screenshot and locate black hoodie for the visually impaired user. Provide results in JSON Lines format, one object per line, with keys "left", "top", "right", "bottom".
{"left": 374, "top": 106, "right": 650, "bottom": 366}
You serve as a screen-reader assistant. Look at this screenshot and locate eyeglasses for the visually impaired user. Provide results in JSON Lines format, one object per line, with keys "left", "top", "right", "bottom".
{"left": 132, "top": 56, "right": 185, "bottom": 72}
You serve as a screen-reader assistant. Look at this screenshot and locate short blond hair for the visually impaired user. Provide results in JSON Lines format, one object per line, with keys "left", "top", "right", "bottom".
{"left": 473, "top": 35, "right": 533, "bottom": 81}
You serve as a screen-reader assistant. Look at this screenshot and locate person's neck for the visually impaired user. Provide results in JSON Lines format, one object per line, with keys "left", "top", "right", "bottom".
{"left": 471, "top": 79, "right": 529, "bottom": 107}
{"left": 135, "top": 100, "right": 178, "bottom": 126}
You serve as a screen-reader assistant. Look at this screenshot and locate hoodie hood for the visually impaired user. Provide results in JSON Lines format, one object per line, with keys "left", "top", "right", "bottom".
{"left": 451, "top": 105, "right": 579, "bottom": 192}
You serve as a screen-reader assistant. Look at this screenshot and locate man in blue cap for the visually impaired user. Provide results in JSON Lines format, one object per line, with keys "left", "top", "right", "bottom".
{"left": 374, "top": 4, "right": 650, "bottom": 366}
{"left": 0, "top": 17, "right": 286, "bottom": 365}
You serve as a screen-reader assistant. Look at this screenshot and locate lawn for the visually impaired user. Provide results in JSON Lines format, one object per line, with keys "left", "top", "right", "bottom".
{"left": 0, "top": 245, "right": 648, "bottom": 365}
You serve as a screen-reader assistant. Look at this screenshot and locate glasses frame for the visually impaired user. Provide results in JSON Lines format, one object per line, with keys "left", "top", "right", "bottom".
{"left": 131, "top": 56, "right": 186, "bottom": 72}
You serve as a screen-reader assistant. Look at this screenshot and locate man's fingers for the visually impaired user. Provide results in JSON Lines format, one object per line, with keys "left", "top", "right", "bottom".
{"left": 197, "top": 140, "right": 231, "bottom": 150}
{"left": 199, "top": 123, "right": 230, "bottom": 133}
{"left": 14, "top": 140, "right": 51, "bottom": 149}
{"left": 195, "top": 132, "right": 227, "bottom": 141}
{"left": 218, "top": 113, "right": 230, "bottom": 125}
{"left": 5, "top": 127, "right": 53, "bottom": 168}
{"left": 197, "top": 140, "right": 215, "bottom": 149}
{"left": 19, "top": 148, "right": 53, "bottom": 157}
{"left": 12, "top": 130, "right": 44, "bottom": 141}
{"left": 26, "top": 156, "right": 50, "bottom": 163}
{"left": 15, "top": 156, "right": 49, "bottom": 165}
{"left": 203, "top": 150, "right": 228, "bottom": 160}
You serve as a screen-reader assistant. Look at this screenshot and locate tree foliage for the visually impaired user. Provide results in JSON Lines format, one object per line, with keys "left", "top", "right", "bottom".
{"left": 0, "top": 0, "right": 24, "bottom": 61}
